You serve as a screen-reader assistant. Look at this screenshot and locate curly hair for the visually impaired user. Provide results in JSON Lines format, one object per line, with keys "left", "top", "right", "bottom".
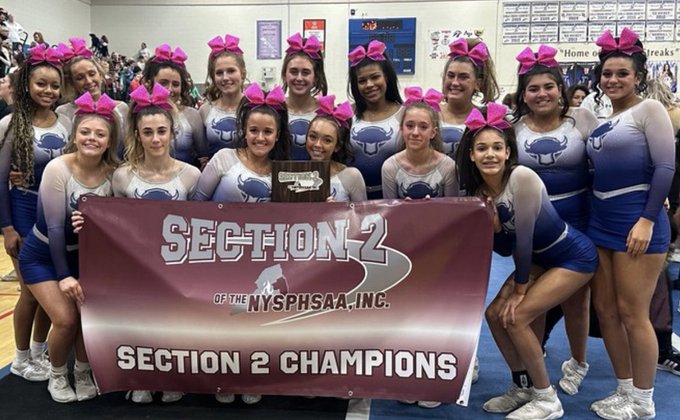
{"left": 593, "top": 37, "right": 648, "bottom": 105}
{"left": 1, "top": 62, "right": 63, "bottom": 187}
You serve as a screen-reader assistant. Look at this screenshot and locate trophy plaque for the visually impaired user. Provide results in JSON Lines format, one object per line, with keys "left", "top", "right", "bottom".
{"left": 271, "top": 160, "right": 331, "bottom": 202}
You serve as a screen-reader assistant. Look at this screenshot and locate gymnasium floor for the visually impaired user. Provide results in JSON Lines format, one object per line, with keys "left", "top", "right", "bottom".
{"left": 1, "top": 244, "right": 678, "bottom": 419}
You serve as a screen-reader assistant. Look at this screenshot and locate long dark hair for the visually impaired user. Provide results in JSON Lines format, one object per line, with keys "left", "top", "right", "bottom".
{"left": 593, "top": 37, "right": 648, "bottom": 104}
{"left": 307, "top": 114, "right": 354, "bottom": 163}
{"left": 235, "top": 93, "right": 290, "bottom": 161}
{"left": 281, "top": 50, "right": 328, "bottom": 97}
{"left": 143, "top": 58, "right": 193, "bottom": 107}
{"left": 456, "top": 108, "right": 518, "bottom": 196}
{"left": 512, "top": 65, "right": 570, "bottom": 123}
{"left": 347, "top": 44, "right": 402, "bottom": 119}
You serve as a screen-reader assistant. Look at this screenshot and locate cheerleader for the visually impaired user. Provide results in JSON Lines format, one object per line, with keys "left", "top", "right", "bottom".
{"left": 282, "top": 33, "right": 327, "bottom": 159}
{"left": 0, "top": 45, "right": 69, "bottom": 383}
{"left": 199, "top": 34, "right": 246, "bottom": 162}
{"left": 440, "top": 37, "right": 499, "bottom": 159}
{"left": 114, "top": 83, "right": 200, "bottom": 403}
{"left": 347, "top": 40, "right": 403, "bottom": 198}
{"left": 457, "top": 103, "right": 597, "bottom": 420}
{"left": 305, "top": 95, "right": 366, "bottom": 202}
{"left": 19, "top": 92, "right": 118, "bottom": 403}
{"left": 587, "top": 29, "right": 674, "bottom": 420}
{"left": 142, "top": 44, "right": 207, "bottom": 165}
{"left": 382, "top": 87, "right": 457, "bottom": 199}
{"left": 56, "top": 38, "right": 127, "bottom": 155}
{"left": 512, "top": 44, "right": 599, "bottom": 396}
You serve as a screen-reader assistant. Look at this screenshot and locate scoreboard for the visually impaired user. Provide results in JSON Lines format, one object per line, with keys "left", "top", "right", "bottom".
{"left": 349, "top": 18, "right": 417, "bottom": 75}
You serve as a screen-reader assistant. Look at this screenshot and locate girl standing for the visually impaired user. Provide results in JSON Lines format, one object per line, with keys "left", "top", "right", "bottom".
{"left": 305, "top": 95, "right": 366, "bottom": 202}
{"left": 115, "top": 83, "right": 200, "bottom": 403}
{"left": 200, "top": 34, "right": 246, "bottom": 163}
{"left": 512, "top": 44, "right": 599, "bottom": 396}
{"left": 282, "top": 33, "right": 327, "bottom": 160}
{"left": 19, "top": 92, "right": 119, "bottom": 403}
{"left": 382, "top": 87, "right": 457, "bottom": 199}
{"left": 347, "top": 40, "right": 403, "bottom": 199}
{"left": 143, "top": 44, "right": 207, "bottom": 165}
{"left": 0, "top": 45, "right": 69, "bottom": 382}
{"left": 440, "top": 37, "right": 499, "bottom": 159}
{"left": 587, "top": 29, "right": 674, "bottom": 419}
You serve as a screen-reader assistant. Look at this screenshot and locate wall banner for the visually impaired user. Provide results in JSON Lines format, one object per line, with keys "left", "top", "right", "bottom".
{"left": 79, "top": 197, "right": 493, "bottom": 405}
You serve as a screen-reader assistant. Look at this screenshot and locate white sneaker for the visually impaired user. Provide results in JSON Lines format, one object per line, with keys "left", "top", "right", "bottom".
{"left": 161, "top": 391, "right": 184, "bottom": 403}
{"left": 594, "top": 394, "right": 655, "bottom": 420}
{"left": 472, "top": 356, "right": 479, "bottom": 384}
{"left": 590, "top": 387, "right": 632, "bottom": 412}
{"left": 32, "top": 352, "right": 51, "bottom": 372}
{"left": 417, "top": 401, "right": 441, "bottom": 408}
{"left": 505, "top": 387, "right": 563, "bottom": 420}
{"left": 126, "top": 390, "right": 153, "bottom": 404}
{"left": 74, "top": 369, "right": 97, "bottom": 401}
{"left": 215, "top": 392, "right": 235, "bottom": 403}
{"left": 483, "top": 384, "right": 533, "bottom": 413}
{"left": 10, "top": 358, "right": 49, "bottom": 382}
{"left": 558, "top": 358, "right": 589, "bottom": 395}
{"left": 48, "top": 373, "right": 77, "bottom": 403}
{"left": 241, "top": 393, "right": 262, "bottom": 405}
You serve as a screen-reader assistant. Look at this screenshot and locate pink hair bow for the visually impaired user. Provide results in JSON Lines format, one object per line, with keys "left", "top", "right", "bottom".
{"left": 208, "top": 34, "right": 243, "bottom": 57}
{"left": 28, "top": 45, "right": 63, "bottom": 68}
{"left": 152, "top": 44, "right": 188, "bottom": 67}
{"left": 316, "top": 95, "right": 353, "bottom": 128}
{"left": 130, "top": 83, "right": 173, "bottom": 113}
{"left": 464, "top": 103, "right": 512, "bottom": 134}
{"left": 448, "top": 38, "right": 489, "bottom": 67}
{"left": 596, "top": 28, "right": 642, "bottom": 56}
{"left": 74, "top": 91, "right": 116, "bottom": 120}
{"left": 57, "top": 38, "right": 93, "bottom": 62}
{"left": 403, "top": 86, "right": 444, "bottom": 112}
{"left": 286, "top": 33, "right": 321, "bottom": 59}
{"left": 244, "top": 84, "right": 285, "bottom": 110}
{"left": 516, "top": 44, "right": 559, "bottom": 75}
{"left": 348, "top": 40, "right": 386, "bottom": 67}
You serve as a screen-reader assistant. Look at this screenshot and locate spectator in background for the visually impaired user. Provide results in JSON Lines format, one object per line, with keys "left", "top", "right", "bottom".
{"left": 0, "top": 27, "right": 11, "bottom": 75}
{"left": 9, "top": 51, "right": 23, "bottom": 74}
{"left": 89, "top": 33, "right": 101, "bottom": 57}
{"left": 0, "top": 73, "right": 15, "bottom": 119}
{"left": 137, "top": 42, "right": 151, "bottom": 60}
{"left": 567, "top": 84, "right": 589, "bottom": 107}
{"left": 100, "top": 35, "right": 109, "bottom": 58}
{"left": 32, "top": 32, "right": 48, "bottom": 48}
{"left": 4, "top": 14, "right": 25, "bottom": 52}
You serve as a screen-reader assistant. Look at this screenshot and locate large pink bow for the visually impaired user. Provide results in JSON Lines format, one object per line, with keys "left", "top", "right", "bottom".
{"left": 57, "top": 38, "right": 93, "bottom": 62}
{"left": 348, "top": 40, "right": 386, "bottom": 67}
{"left": 403, "top": 86, "right": 444, "bottom": 112}
{"left": 516, "top": 45, "right": 559, "bottom": 75}
{"left": 596, "top": 28, "right": 642, "bottom": 56}
{"left": 130, "top": 83, "right": 173, "bottom": 113}
{"left": 464, "top": 103, "right": 512, "bottom": 134}
{"left": 286, "top": 33, "right": 321, "bottom": 59}
{"left": 208, "top": 34, "right": 243, "bottom": 57}
{"left": 28, "top": 45, "right": 63, "bottom": 68}
{"left": 244, "top": 84, "right": 285, "bottom": 110}
{"left": 448, "top": 38, "right": 489, "bottom": 67}
{"left": 74, "top": 91, "right": 116, "bottom": 120}
{"left": 316, "top": 95, "right": 353, "bottom": 128}
{"left": 152, "top": 44, "right": 188, "bottom": 67}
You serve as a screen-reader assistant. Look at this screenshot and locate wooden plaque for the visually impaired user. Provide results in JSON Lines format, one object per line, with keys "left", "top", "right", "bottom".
{"left": 271, "top": 160, "right": 330, "bottom": 202}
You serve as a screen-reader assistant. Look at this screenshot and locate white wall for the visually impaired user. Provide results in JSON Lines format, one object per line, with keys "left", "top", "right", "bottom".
{"left": 8, "top": 0, "right": 680, "bottom": 102}
{"left": 5, "top": 0, "right": 91, "bottom": 47}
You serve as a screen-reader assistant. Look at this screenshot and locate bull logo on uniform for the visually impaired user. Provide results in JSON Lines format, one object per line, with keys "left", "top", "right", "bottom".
{"left": 497, "top": 201, "right": 515, "bottom": 233}
{"left": 588, "top": 119, "right": 619, "bottom": 151}
{"left": 441, "top": 127, "right": 464, "bottom": 158}
{"left": 289, "top": 119, "right": 310, "bottom": 149}
{"left": 254, "top": 264, "right": 289, "bottom": 296}
{"left": 351, "top": 126, "right": 393, "bottom": 157}
{"left": 524, "top": 136, "right": 569, "bottom": 166}
{"left": 211, "top": 116, "right": 237, "bottom": 146}
{"left": 69, "top": 192, "right": 98, "bottom": 211}
{"left": 399, "top": 181, "right": 440, "bottom": 199}
{"left": 36, "top": 133, "right": 66, "bottom": 160}
{"left": 237, "top": 174, "right": 271, "bottom": 202}
{"left": 133, "top": 188, "right": 179, "bottom": 201}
